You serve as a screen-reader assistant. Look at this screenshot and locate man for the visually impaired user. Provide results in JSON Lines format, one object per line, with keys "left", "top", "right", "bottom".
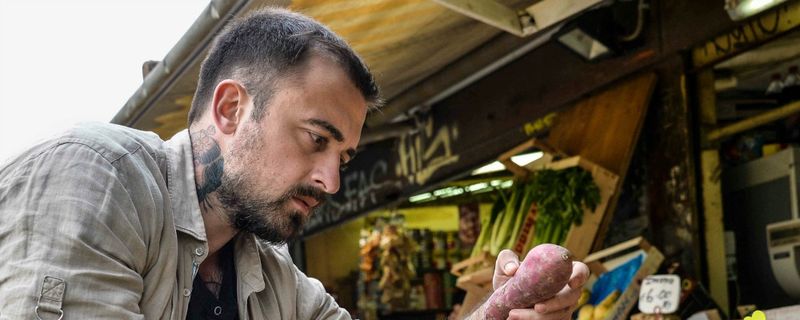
{"left": 0, "top": 8, "right": 588, "bottom": 319}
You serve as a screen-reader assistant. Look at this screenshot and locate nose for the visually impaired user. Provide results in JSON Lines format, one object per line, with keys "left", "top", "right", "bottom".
{"left": 311, "top": 156, "right": 340, "bottom": 194}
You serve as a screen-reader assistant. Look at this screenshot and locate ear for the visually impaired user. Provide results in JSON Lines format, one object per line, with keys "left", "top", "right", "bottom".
{"left": 210, "top": 79, "right": 250, "bottom": 135}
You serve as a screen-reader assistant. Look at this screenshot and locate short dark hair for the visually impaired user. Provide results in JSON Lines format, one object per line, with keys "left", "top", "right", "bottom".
{"left": 187, "top": 8, "right": 381, "bottom": 124}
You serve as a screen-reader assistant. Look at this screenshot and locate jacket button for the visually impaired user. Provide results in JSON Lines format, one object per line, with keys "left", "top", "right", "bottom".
{"left": 183, "top": 288, "right": 191, "bottom": 296}
{"left": 195, "top": 248, "right": 204, "bottom": 256}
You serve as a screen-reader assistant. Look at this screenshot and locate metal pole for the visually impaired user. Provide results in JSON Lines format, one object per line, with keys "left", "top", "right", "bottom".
{"left": 707, "top": 100, "right": 800, "bottom": 142}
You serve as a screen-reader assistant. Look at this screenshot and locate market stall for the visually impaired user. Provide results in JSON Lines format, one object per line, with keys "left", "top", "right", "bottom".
{"left": 103, "top": 0, "right": 800, "bottom": 318}
{"left": 301, "top": 72, "right": 658, "bottom": 319}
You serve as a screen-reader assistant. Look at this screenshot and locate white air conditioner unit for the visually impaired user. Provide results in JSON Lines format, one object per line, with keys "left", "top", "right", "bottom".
{"left": 767, "top": 219, "right": 800, "bottom": 298}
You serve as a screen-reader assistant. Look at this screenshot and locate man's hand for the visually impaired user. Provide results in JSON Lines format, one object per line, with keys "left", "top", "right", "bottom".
{"left": 491, "top": 249, "right": 590, "bottom": 320}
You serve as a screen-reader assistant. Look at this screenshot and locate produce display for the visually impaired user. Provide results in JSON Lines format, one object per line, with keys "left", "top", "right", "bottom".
{"left": 529, "top": 168, "right": 600, "bottom": 246}
{"left": 577, "top": 289, "right": 619, "bottom": 320}
{"left": 377, "top": 224, "right": 417, "bottom": 308}
{"left": 358, "top": 216, "right": 467, "bottom": 315}
{"left": 484, "top": 244, "right": 574, "bottom": 320}
{"left": 359, "top": 227, "right": 382, "bottom": 282}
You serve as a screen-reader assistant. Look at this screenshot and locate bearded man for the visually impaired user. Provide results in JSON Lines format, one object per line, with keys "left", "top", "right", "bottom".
{"left": 0, "top": 8, "right": 588, "bottom": 320}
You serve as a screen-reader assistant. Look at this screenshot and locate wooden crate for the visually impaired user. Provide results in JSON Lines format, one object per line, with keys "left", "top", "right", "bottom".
{"left": 450, "top": 251, "right": 494, "bottom": 318}
{"left": 496, "top": 138, "right": 620, "bottom": 259}
{"left": 584, "top": 237, "right": 665, "bottom": 320}
{"left": 542, "top": 156, "right": 620, "bottom": 260}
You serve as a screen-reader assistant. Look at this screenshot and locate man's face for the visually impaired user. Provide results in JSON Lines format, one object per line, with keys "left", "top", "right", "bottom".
{"left": 217, "top": 55, "right": 367, "bottom": 244}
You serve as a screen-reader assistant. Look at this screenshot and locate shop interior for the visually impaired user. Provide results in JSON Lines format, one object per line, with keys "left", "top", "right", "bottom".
{"left": 711, "top": 28, "right": 800, "bottom": 312}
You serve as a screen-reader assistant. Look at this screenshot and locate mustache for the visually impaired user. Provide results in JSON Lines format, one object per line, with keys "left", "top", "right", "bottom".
{"left": 283, "top": 184, "right": 327, "bottom": 207}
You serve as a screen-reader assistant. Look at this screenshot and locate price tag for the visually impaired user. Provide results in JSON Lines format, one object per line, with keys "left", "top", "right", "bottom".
{"left": 638, "top": 275, "right": 680, "bottom": 314}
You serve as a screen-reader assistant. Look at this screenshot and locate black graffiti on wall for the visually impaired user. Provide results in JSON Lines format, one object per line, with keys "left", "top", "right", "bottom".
{"left": 303, "top": 157, "right": 403, "bottom": 234}
{"left": 695, "top": 3, "right": 797, "bottom": 67}
{"left": 395, "top": 116, "right": 460, "bottom": 186}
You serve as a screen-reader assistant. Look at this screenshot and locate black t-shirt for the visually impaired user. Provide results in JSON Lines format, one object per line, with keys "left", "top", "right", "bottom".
{"left": 187, "top": 243, "right": 239, "bottom": 320}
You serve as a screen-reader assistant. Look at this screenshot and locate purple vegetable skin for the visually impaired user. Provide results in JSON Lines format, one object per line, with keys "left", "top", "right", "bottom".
{"left": 485, "top": 244, "right": 573, "bottom": 319}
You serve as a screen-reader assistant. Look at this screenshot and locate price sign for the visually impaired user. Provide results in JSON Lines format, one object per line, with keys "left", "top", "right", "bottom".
{"left": 638, "top": 275, "right": 680, "bottom": 314}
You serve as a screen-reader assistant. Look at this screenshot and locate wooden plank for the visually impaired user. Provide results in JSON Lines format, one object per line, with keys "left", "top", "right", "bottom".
{"left": 431, "top": 0, "right": 523, "bottom": 36}
{"left": 499, "top": 159, "right": 530, "bottom": 179}
{"left": 545, "top": 73, "right": 656, "bottom": 175}
{"left": 543, "top": 73, "right": 657, "bottom": 252}
{"left": 583, "top": 236, "right": 646, "bottom": 263}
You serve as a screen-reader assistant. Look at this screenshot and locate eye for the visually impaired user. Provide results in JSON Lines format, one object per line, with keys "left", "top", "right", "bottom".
{"left": 339, "top": 160, "right": 349, "bottom": 172}
{"left": 308, "top": 132, "right": 328, "bottom": 150}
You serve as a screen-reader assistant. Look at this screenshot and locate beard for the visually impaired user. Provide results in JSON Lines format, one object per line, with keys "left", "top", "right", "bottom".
{"left": 215, "top": 125, "right": 326, "bottom": 244}
{"left": 216, "top": 175, "right": 325, "bottom": 244}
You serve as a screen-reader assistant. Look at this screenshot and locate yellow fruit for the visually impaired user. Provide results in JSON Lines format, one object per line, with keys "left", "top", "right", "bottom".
{"left": 593, "top": 290, "right": 620, "bottom": 320}
{"left": 598, "top": 290, "right": 620, "bottom": 307}
{"left": 593, "top": 304, "right": 609, "bottom": 320}
{"left": 577, "top": 289, "right": 591, "bottom": 307}
{"left": 577, "top": 304, "right": 594, "bottom": 320}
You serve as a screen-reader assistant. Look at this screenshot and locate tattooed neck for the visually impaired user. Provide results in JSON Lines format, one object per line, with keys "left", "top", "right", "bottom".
{"left": 190, "top": 125, "right": 224, "bottom": 210}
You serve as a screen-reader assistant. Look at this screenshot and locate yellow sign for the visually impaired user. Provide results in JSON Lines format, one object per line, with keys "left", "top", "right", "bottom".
{"left": 692, "top": 1, "right": 800, "bottom": 68}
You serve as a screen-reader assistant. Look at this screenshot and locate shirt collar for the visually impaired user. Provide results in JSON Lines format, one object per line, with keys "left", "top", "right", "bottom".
{"left": 164, "top": 129, "right": 207, "bottom": 241}
{"left": 165, "top": 129, "right": 266, "bottom": 294}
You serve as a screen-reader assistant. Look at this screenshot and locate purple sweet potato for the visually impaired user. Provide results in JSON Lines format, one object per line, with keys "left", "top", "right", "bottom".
{"left": 485, "top": 244, "right": 573, "bottom": 320}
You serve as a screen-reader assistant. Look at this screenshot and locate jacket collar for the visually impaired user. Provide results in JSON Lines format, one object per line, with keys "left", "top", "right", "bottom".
{"left": 165, "top": 129, "right": 266, "bottom": 295}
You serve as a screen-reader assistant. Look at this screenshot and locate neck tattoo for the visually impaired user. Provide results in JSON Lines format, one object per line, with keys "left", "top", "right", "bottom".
{"left": 191, "top": 125, "right": 225, "bottom": 210}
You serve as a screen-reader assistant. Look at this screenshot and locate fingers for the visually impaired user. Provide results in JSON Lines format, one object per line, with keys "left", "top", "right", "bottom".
{"left": 508, "top": 306, "right": 572, "bottom": 320}
{"left": 533, "top": 280, "right": 583, "bottom": 314}
{"left": 568, "top": 261, "right": 591, "bottom": 289}
{"left": 493, "top": 249, "right": 520, "bottom": 290}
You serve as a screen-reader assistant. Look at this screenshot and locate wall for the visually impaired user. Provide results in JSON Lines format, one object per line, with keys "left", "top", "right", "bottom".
{"left": 600, "top": 58, "right": 703, "bottom": 280}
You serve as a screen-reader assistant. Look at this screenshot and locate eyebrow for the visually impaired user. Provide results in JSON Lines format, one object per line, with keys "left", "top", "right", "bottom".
{"left": 306, "top": 118, "right": 356, "bottom": 160}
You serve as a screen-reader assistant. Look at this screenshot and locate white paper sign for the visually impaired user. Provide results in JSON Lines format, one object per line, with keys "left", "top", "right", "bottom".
{"left": 638, "top": 274, "right": 681, "bottom": 314}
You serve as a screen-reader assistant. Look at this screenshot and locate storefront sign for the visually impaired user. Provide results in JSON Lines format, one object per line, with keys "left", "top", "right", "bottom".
{"left": 693, "top": 1, "right": 800, "bottom": 68}
{"left": 303, "top": 116, "right": 470, "bottom": 235}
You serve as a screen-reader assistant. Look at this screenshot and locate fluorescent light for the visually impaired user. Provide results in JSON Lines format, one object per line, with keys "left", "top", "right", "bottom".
{"left": 471, "top": 151, "right": 544, "bottom": 175}
{"left": 558, "top": 28, "right": 611, "bottom": 60}
{"left": 471, "top": 162, "right": 506, "bottom": 175}
{"left": 406, "top": 178, "right": 515, "bottom": 204}
{"left": 466, "top": 182, "right": 489, "bottom": 192}
{"left": 409, "top": 193, "right": 433, "bottom": 203}
{"left": 511, "top": 152, "right": 544, "bottom": 166}
{"left": 727, "top": 0, "right": 787, "bottom": 21}
{"left": 743, "top": 0, "right": 779, "bottom": 13}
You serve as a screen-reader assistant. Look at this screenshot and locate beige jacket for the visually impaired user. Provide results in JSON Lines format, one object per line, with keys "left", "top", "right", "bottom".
{"left": 0, "top": 123, "right": 349, "bottom": 319}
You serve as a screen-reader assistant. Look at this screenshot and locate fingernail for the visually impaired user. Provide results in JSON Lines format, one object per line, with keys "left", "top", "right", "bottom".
{"left": 504, "top": 261, "right": 517, "bottom": 273}
{"left": 537, "top": 304, "right": 548, "bottom": 313}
